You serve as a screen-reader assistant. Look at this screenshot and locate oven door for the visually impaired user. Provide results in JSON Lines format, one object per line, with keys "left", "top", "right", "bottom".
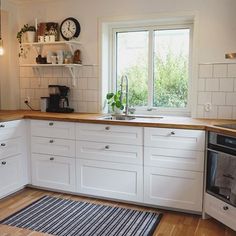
{"left": 207, "top": 149, "right": 236, "bottom": 207}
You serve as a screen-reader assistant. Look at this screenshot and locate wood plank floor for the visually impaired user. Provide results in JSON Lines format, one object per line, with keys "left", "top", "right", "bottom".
{"left": 0, "top": 188, "right": 235, "bottom": 236}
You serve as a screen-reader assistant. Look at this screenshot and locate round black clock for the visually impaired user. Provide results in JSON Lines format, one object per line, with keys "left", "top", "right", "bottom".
{"left": 60, "top": 17, "right": 81, "bottom": 41}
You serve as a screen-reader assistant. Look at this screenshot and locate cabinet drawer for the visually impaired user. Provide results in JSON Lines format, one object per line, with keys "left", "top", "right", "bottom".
{"left": 144, "top": 128, "right": 205, "bottom": 151}
{"left": 144, "top": 147, "right": 204, "bottom": 171}
{"left": 0, "top": 155, "right": 24, "bottom": 198}
{"left": 0, "top": 120, "right": 24, "bottom": 140}
{"left": 31, "top": 120, "right": 75, "bottom": 139}
{"left": 77, "top": 141, "right": 143, "bottom": 165}
{"left": 0, "top": 138, "right": 23, "bottom": 160}
{"left": 76, "top": 123, "right": 143, "bottom": 145}
{"left": 144, "top": 166, "right": 203, "bottom": 212}
{"left": 205, "top": 193, "right": 236, "bottom": 231}
{"left": 31, "top": 137, "right": 75, "bottom": 157}
{"left": 31, "top": 154, "right": 76, "bottom": 192}
{"left": 77, "top": 159, "right": 143, "bottom": 202}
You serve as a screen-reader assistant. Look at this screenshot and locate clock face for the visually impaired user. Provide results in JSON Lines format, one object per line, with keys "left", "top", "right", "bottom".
{"left": 60, "top": 17, "right": 81, "bottom": 40}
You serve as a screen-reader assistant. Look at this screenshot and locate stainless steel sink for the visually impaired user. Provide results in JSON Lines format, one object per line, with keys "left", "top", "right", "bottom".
{"left": 98, "top": 115, "right": 164, "bottom": 121}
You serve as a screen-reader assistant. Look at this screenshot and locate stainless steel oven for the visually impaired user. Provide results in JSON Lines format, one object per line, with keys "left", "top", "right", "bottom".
{"left": 207, "top": 132, "right": 236, "bottom": 207}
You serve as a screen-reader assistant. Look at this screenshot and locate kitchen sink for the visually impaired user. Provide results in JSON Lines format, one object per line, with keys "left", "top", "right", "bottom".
{"left": 98, "top": 115, "right": 164, "bottom": 121}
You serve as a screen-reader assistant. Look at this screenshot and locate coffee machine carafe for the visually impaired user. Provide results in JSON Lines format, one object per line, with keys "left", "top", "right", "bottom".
{"left": 46, "top": 85, "right": 74, "bottom": 113}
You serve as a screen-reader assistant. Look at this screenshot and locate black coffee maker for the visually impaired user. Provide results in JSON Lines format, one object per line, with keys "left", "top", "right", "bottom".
{"left": 46, "top": 85, "right": 74, "bottom": 113}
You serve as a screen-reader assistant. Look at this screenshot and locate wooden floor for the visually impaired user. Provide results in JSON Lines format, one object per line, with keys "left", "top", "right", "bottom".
{"left": 0, "top": 188, "right": 235, "bottom": 236}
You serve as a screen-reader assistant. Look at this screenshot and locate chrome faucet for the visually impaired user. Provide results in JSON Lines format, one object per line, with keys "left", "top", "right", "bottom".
{"left": 120, "top": 75, "right": 128, "bottom": 116}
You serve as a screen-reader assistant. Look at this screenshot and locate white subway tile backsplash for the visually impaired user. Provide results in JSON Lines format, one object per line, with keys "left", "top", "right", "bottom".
{"left": 218, "top": 106, "right": 233, "bottom": 119}
{"left": 213, "top": 64, "right": 227, "bottom": 78}
{"left": 198, "top": 92, "right": 211, "bottom": 105}
{"left": 199, "top": 64, "right": 212, "bottom": 78}
{"left": 78, "top": 77, "right": 88, "bottom": 89}
{"left": 20, "top": 77, "right": 30, "bottom": 89}
{"left": 212, "top": 92, "right": 226, "bottom": 105}
{"left": 204, "top": 105, "right": 218, "bottom": 119}
{"left": 88, "top": 77, "right": 99, "bottom": 90}
{"left": 87, "top": 102, "right": 98, "bottom": 113}
{"left": 78, "top": 102, "right": 88, "bottom": 112}
{"left": 233, "top": 107, "right": 236, "bottom": 119}
{"left": 226, "top": 93, "right": 236, "bottom": 105}
{"left": 197, "top": 105, "right": 204, "bottom": 117}
{"left": 205, "top": 79, "right": 219, "bottom": 91}
{"left": 227, "top": 64, "right": 236, "bottom": 77}
{"left": 219, "top": 78, "right": 234, "bottom": 92}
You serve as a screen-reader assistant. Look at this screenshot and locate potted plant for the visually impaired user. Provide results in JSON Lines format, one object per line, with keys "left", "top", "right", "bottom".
{"left": 17, "top": 24, "right": 36, "bottom": 57}
{"left": 106, "top": 90, "right": 125, "bottom": 115}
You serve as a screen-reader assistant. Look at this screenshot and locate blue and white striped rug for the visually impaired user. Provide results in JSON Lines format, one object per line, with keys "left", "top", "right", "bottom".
{"left": 0, "top": 195, "right": 162, "bottom": 236}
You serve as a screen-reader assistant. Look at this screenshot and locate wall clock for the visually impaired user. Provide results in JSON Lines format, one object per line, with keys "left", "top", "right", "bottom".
{"left": 60, "top": 17, "right": 81, "bottom": 41}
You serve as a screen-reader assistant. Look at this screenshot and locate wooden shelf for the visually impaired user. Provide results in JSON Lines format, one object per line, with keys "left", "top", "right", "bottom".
{"left": 21, "top": 40, "right": 82, "bottom": 47}
{"left": 20, "top": 64, "right": 82, "bottom": 67}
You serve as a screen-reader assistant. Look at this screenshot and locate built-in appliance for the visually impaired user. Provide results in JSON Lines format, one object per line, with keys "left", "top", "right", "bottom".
{"left": 207, "top": 131, "right": 236, "bottom": 206}
{"left": 46, "top": 85, "right": 74, "bottom": 113}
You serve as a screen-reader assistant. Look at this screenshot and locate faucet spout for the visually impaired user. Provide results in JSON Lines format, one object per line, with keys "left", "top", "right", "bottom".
{"left": 120, "top": 75, "right": 129, "bottom": 116}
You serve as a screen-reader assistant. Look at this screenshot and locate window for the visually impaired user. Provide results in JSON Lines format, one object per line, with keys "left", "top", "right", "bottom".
{"left": 112, "top": 24, "right": 192, "bottom": 115}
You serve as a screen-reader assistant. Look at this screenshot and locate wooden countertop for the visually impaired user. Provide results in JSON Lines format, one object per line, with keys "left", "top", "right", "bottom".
{"left": 0, "top": 110, "right": 235, "bottom": 136}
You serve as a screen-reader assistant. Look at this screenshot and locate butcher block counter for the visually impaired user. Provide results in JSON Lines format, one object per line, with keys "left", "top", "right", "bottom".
{"left": 0, "top": 110, "right": 235, "bottom": 136}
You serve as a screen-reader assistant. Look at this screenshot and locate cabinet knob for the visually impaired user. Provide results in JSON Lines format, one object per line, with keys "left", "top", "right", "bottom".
{"left": 223, "top": 206, "right": 229, "bottom": 211}
{"left": 49, "top": 122, "right": 54, "bottom": 126}
{"left": 170, "top": 131, "right": 175, "bottom": 135}
{"left": 1, "top": 161, "right": 6, "bottom": 165}
{"left": 1, "top": 143, "right": 6, "bottom": 147}
{"left": 0, "top": 124, "right": 5, "bottom": 128}
{"left": 49, "top": 140, "right": 54, "bottom": 143}
{"left": 105, "top": 126, "right": 110, "bottom": 131}
{"left": 50, "top": 157, "right": 54, "bottom": 161}
{"left": 105, "top": 145, "right": 110, "bottom": 150}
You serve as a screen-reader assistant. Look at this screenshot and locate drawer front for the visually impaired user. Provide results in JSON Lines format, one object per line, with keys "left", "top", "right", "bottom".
{"left": 0, "top": 138, "right": 23, "bottom": 160}
{"left": 77, "top": 141, "right": 143, "bottom": 165}
{"left": 31, "top": 137, "right": 75, "bottom": 157}
{"left": 144, "top": 147, "right": 204, "bottom": 171}
{"left": 144, "top": 128, "right": 205, "bottom": 151}
{"left": 31, "top": 120, "right": 75, "bottom": 139}
{"left": 144, "top": 166, "right": 203, "bottom": 212}
{"left": 205, "top": 193, "right": 236, "bottom": 231}
{"left": 0, "top": 120, "right": 24, "bottom": 140}
{"left": 77, "top": 159, "right": 143, "bottom": 202}
{"left": 76, "top": 123, "right": 143, "bottom": 145}
{"left": 0, "top": 155, "right": 24, "bottom": 198}
{"left": 31, "top": 154, "right": 76, "bottom": 192}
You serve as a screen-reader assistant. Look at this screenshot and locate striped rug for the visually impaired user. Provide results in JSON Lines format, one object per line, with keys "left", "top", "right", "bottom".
{"left": 0, "top": 195, "right": 162, "bottom": 236}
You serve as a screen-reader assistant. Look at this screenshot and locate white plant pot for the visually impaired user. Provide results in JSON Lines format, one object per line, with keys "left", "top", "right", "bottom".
{"left": 113, "top": 107, "right": 123, "bottom": 115}
{"left": 26, "top": 31, "right": 36, "bottom": 43}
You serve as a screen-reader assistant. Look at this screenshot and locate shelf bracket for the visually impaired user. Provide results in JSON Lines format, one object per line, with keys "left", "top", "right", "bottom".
{"left": 32, "top": 45, "right": 42, "bottom": 55}
{"left": 67, "top": 66, "right": 77, "bottom": 87}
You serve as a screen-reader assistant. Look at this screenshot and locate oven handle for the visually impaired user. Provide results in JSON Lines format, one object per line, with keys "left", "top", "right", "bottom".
{"left": 208, "top": 148, "right": 236, "bottom": 159}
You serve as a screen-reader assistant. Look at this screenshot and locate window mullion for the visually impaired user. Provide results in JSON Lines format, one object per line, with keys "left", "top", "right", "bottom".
{"left": 147, "top": 30, "right": 154, "bottom": 108}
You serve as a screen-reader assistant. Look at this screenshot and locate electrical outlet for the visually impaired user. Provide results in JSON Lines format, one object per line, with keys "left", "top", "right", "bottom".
{"left": 204, "top": 102, "right": 212, "bottom": 112}
{"left": 24, "top": 96, "right": 30, "bottom": 103}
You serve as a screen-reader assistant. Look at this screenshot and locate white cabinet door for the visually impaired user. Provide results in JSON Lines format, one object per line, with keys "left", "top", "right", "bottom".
{"left": 144, "top": 128, "right": 205, "bottom": 151}
{"left": 31, "top": 137, "right": 75, "bottom": 157}
{"left": 0, "top": 120, "right": 24, "bottom": 140}
{"left": 76, "top": 123, "right": 143, "bottom": 145}
{"left": 0, "top": 155, "right": 24, "bottom": 198}
{"left": 31, "top": 120, "right": 75, "bottom": 139}
{"left": 31, "top": 154, "right": 76, "bottom": 192}
{"left": 77, "top": 159, "right": 143, "bottom": 202}
{"left": 144, "top": 147, "right": 204, "bottom": 172}
{"left": 0, "top": 138, "right": 23, "bottom": 160}
{"left": 77, "top": 141, "right": 143, "bottom": 165}
{"left": 144, "top": 166, "right": 203, "bottom": 212}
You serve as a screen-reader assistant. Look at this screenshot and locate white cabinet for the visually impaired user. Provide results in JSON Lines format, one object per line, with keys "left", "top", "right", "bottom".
{"left": 144, "top": 127, "right": 205, "bottom": 212}
{"left": 31, "top": 154, "right": 76, "bottom": 192}
{"left": 0, "top": 155, "right": 24, "bottom": 198}
{"left": 77, "top": 159, "right": 143, "bottom": 202}
{"left": 144, "top": 166, "right": 203, "bottom": 211}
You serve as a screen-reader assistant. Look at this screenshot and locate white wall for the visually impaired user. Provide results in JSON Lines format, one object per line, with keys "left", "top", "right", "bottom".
{"left": 3, "top": 0, "right": 236, "bottom": 117}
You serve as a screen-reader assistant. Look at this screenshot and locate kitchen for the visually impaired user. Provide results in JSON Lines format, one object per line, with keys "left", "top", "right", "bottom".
{"left": 0, "top": 0, "right": 236, "bottom": 235}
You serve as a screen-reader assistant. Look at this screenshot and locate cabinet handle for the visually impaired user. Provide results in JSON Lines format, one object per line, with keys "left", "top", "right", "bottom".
{"left": 50, "top": 157, "right": 54, "bottom": 161}
{"left": 105, "top": 145, "right": 110, "bottom": 150}
{"left": 49, "top": 122, "right": 54, "bottom": 126}
{"left": 170, "top": 131, "right": 175, "bottom": 135}
{"left": 105, "top": 126, "right": 110, "bottom": 131}
{"left": 1, "top": 161, "right": 6, "bottom": 165}
{"left": 1, "top": 143, "right": 6, "bottom": 147}
{"left": 49, "top": 140, "right": 54, "bottom": 143}
{"left": 0, "top": 124, "right": 5, "bottom": 128}
{"left": 223, "top": 206, "right": 229, "bottom": 211}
